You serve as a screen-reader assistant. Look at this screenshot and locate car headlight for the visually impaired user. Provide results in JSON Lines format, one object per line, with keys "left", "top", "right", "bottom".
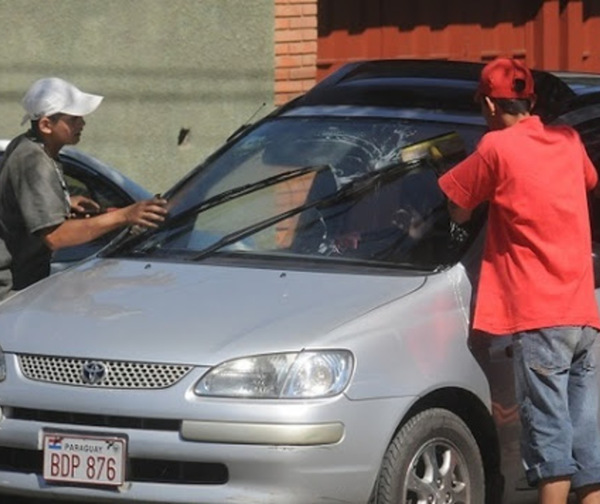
{"left": 0, "top": 346, "right": 6, "bottom": 382}
{"left": 194, "top": 350, "right": 354, "bottom": 399}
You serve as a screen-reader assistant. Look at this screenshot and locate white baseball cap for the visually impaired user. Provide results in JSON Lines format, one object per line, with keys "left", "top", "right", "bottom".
{"left": 21, "top": 77, "right": 103, "bottom": 125}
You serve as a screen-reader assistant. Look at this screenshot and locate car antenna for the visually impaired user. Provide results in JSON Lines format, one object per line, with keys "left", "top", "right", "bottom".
{"left": 226, "top": 102, "right": 267, "bottom": 142}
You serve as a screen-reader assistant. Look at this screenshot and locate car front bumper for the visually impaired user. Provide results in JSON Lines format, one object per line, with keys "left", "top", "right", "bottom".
{"left": 0, "top": 356, "right": 413, "bottom": 504}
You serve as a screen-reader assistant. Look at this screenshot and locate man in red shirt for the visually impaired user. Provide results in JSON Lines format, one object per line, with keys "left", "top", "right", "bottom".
{"left": 439, "top": 58, "right": 600, "bottom": 504}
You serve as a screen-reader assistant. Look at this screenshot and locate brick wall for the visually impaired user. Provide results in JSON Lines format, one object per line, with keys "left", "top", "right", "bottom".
{"left": 274, "top": 0, "right": 318, "bottom": 105}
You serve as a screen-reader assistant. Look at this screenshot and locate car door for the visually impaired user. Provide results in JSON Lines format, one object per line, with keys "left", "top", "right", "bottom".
{"left": 51, "top": 155, "right": 138, "bottom": 271}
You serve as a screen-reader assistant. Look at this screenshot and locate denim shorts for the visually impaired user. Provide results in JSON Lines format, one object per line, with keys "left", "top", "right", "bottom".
{"left": 512, "top": 326, "right": 600, "bottom": 488}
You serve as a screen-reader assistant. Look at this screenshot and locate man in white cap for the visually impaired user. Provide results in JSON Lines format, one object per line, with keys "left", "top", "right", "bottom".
{"left": 0, "top": 77, "right": 168, "bottom": 299}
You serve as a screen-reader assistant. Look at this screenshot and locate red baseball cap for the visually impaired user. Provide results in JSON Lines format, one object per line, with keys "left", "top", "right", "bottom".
{"left": 476, "top": 58, "right": 535, "bottom": 100}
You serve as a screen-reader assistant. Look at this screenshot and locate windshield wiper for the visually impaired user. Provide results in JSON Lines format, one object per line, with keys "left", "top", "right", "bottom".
{"left": 103, "top": 164, "right": 331, "bottom": 257}
{"left": 190, "top": 159, "right": 426, "bottom": 262}
{"left": 170, "top": 164, "right": 331, "bottom": 226}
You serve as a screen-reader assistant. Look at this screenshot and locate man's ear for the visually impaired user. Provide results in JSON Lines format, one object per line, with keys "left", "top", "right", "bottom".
{"left": 37, "top": 116, "right": 53, "bottom": 135}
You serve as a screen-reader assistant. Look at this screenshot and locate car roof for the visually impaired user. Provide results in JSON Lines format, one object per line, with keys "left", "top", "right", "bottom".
{"left": 551, "top": 70, "right": 600, "bottom": 93}
{"left": 286, "top": 59, "right": 576, "bottom": 122}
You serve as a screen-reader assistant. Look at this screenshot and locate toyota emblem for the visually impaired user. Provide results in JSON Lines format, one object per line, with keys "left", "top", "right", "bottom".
{"left": 81, "top": 361, "right": 107, "bottom": 385}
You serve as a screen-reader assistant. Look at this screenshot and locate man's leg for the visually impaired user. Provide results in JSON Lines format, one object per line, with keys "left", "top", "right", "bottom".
{"left": 568, "top": 327, "right": 600, "bottom": 502}
{"left": 576, "top": 485, "right": 600, "bottom": 504}
{"left": 538, "top": 478, "right": 570, "bottom": 504}
{"left": 512, "top": 329, "right": 578, "bottom": 494}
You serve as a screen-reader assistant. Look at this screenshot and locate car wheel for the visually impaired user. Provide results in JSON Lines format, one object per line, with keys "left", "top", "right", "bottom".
{"left": 376, "top": 408, "right": 484, "bottom": 504}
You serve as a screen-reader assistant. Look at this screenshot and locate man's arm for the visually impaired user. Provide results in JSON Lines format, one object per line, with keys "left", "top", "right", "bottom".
{"left": 40, "top": 198, "right": 168, "bottom": 251}
{"left": 447, "top": 199, "right": 472, "bottom": 224}
{"left": 438, "top": 143, "right": 493, "bottom": 225}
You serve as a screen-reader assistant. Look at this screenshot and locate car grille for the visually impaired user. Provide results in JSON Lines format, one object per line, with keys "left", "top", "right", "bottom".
{"left": 0, "top": 447, "right": 229, "bottom": 485}
{"left": 18, "top": 354, "right": 192, "bottom": 389}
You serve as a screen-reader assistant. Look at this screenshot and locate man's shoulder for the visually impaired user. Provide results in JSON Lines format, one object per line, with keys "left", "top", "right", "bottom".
{"left": 546, "top": 122, "right": 580, "bottom": 142}
{"left": 5, "top": 132, "right": 34, "bottom": 152}
{"left": 477, "top": 118, "right": 543, "bottom": 154}
{"left": 480, "top": 126, "right": 518, "bottom": 145}
{"left": 3, "top": 134, "right": 52, "bottom": 172}
{"left": 474, "top": 131, "right": 504, "bottom": 160}
{"left": 6, "top": 133, "right": 43, "bottom": 156}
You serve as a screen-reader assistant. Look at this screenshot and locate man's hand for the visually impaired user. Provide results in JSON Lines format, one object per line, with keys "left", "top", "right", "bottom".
{"left": 123, "top": 197, "right": 168, "bottom": 229}
{"left": 70, "top": 195, "right": 101, "bottom": 217}
{"left": 448, "top": 200, "right": 472, "bottom": 224}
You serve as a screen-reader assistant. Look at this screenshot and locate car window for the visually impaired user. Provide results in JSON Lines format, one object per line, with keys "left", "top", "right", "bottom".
{"left": 53, "top": 159, "right": 135, "bottom": 267}
{"left": 61, "top": 160, "right": 133, "bottom": 211}
{"left": 169, "top": 117, "right": 483, "bottom": 209}
{"left": 113, "top": 115, "right": 485, "bottom": 271}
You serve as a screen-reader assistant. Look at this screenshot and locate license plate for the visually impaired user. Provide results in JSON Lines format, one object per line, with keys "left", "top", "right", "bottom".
{"left": 43, "top": 432, "right": 127, "bottom": 486}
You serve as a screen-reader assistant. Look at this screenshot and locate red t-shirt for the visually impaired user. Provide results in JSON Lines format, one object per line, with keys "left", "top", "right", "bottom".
{"left": 439, "top": 115, "right": 600, "bottom": 335}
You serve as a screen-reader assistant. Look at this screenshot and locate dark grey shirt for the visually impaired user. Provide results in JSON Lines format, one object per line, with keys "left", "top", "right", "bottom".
{"left": 0, "top": 133, "right": 70, "bottom": 299}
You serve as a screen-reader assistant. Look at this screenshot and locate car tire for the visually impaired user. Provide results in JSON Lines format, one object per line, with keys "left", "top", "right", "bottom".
{"left": 376, "top": 408, "right": 484, "bottom": 504}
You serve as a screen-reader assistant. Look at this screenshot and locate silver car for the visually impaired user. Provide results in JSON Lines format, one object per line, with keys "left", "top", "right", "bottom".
{"left": 0, "top": 61, "right": 597, "bottom": 504}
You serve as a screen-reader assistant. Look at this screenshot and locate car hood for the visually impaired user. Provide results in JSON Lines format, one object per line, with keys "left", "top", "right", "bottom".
{"left": 0, "top": 258, "right": 425, "bottom": 365}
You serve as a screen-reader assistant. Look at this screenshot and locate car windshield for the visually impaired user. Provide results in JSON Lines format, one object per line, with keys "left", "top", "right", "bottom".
{"left": 106, "top": 115, "right": 485, "bottom": 271}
